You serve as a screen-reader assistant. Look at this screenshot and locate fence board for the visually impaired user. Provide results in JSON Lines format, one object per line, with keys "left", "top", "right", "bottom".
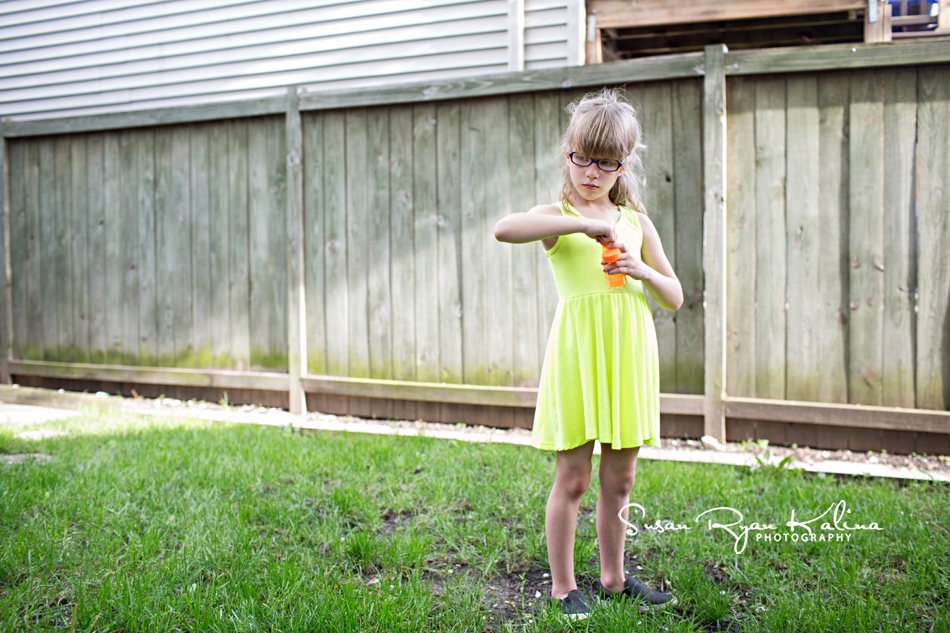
{"left": 816, "top": 72, "right": 850, "bottom": 405}
{"left": 85, "top": 135, "right": 106, "bottom": 360}
{"left": 785, "top": 75, "right": 821, "bottom": 402}
{"left": 508, "top": 93, "right": 539, "bottom": 388}
{"left": 436, "top": 100, "right": 464, "bottom": 420}
{"left": 848, "top": 71, "right": 886, "bottom": 406}
{"left": 882, "top": 69, "right": 918, "bottom": 409}
{"left": 69, "top": 137, "right": 89, "bottom": 363}
{"left": 207, "top": 122, "right": 230, "bottom": 367}
{"left": 53, "top": 137, "right": 73, "bottom": 358}
{"left": 7, "top": 142, "right": 26, "bottom": 360}
{"left": 916, "top": 65, "right": 950, "bottom": 410}
{"left": 753, "top": 78, "right": 787, "bottom": 400}
{"left": 671, "top": 79, "right": 704, "bottom": 394}
{"left": 640, "top": 82, "right": 677, "bottom": 392}
{"left": 345, "top": 109, "right": 371, "bottom": 381}
{"left": 318, "top": 110, "right": 349, "bottom": 414}
{"left": 531, "top": 92, "right": 562, "bottom": 371}
{"left": 119, "top": 132, "right": 140, "bottom": 361}
{"left": 390, "top": 105, "right": 416, "bottom": 381}
{"left": 248, "top": 117, "right": 287, "bottom": 371}
{"left": 367, "top": 108, "right": 393, "bottom": 383}
{"left": 38, "top": 139, "right": 57, "bottom": 360}
{"left": 389, "top": 104, "right": 416, "bottom": 420}
{"left": 190, "top": 125, "right": 212, "bottom": 367}
{"left": 302, "top": 112, "right": 326, "bottom": 375}
{"left": 412, "top": 103, "right": 441, "bottom": 421}
{"left": 102, "top": 133, "right": 124, "bottom": 363}
{"left": 227, "top": 119, "right": 251, "bottom": 370}
{"left": 367, "top": 107, "right": 394, "bottom": 419}
{"left": 725, "top": 77, "right": 756, "bottom": 398}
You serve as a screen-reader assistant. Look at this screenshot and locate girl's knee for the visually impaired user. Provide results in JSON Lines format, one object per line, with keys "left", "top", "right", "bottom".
{"left": 554, "top": 469, "right": 591, "bottom": 500}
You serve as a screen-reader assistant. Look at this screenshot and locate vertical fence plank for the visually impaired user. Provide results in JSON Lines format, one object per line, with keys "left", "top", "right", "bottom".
{"left": 322, "top": 110, "right": 348, "bottom": 383}
{"left": 436, "top": 101, "right": 464, "bottom": 387}
{"left": 460, "top": 99, "right": 490, "bottom": 385}
{"left": 286, "top": 89, "right": 307, "bottom": 414}
{"left": 7, "top": 141, "right": 25, "bottom": 361}
{"left": 389, "top": 105, "right": 415, "bottom": 381}
{"left": 207, "top": 122, "right": 230, "bottom": 368}
{"left": 532, "top": 92, "right": 562, "bottom": 372}
{"left": 53, "top": 137, "right": 73, "bottom": 360}
{"left": 345, "top": 109, "right": 371, "bottom": 385}
{"left": 725, "top": 76, "right": 756, "bottom": 399}
{"left": 38, "top": 139, "right": 57, "bottom": 360}
{"left": 390, "top": 104, "right": 417, "bottom": 419}
{"left": 302, "top": 112, "right": 326, "bottom": 377}
{"left": 816, "top": 72, "right": 851, "bottom": 406}
{"left": 119, "top": 132, "right": 140, "bottom": 362}
{"left": 367, "top": 107, "right": 393, "bottom": 418}
{"left": 785, "top": 75, "right": 821, "bottom": 402}
{"left": 753, "top": 78, "right": 787, "bottom": 400}
{"left": 0, "top": 137, "right": 9, "bottom": 380}
{"left": 508, "top": 93, "right": 540, "bottom": 387}
{"left": 916, "top": 65, "right": 950, "bottom": 410}
{"left": 69, "top": 137, "right": 90, "bottom": 363}
{"left": 882, "top": 68, "right": 918, "bottom": 409}
{"left": 227, "top": 120, "right": 250, "bottom": 370}
{"left": 191, "top": 125, "right": 212, "bottom": 367}
{"left": 411, "top": 104, "right": 440, "bottom": 420}
{"left": 367, "top": 108, "right": 393, "bottom": 390}
{"left": 103, "top": 133, "right": 125, "bottom": 363}
{"left": 86, "top": 135, "right": 106, "bottom": 361}
{"left": 849, "top": 71, "right": 885, "bottom": 406}
{"left": 156, "top": 127, "right": 193, "bottom": 365}
{"left": 703, "top": 44, "right": 727, "bottom": 441}
{"left": 136, "top": 130, "right": 157, "bottom": 364}
{"left": 640, "top": 82, "right": 677, "bottom": 390}
{"left": 248, "top": 117, "right": 287, "bottom": 371}
{"left": 671, "top": 79, "right": 705, "bottom": 394}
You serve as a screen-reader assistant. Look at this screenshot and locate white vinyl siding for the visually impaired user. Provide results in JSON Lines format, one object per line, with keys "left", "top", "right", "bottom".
{"left": 0, "top": 0, "right": 582, "bottom": 121}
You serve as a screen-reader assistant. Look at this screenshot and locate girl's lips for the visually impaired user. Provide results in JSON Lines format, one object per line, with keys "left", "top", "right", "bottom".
{"left": 583, "top": 183, "right": 598, "bottom": 190}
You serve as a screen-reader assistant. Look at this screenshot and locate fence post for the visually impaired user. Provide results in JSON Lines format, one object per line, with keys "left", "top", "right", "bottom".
{"left": 286, "top": 86, "right": 308, "bottom": 414}
{"left": 0, "top": 135, "right": 10, "bottom": 385}
{"left": 703, "top": 44, "right": 728, "bottom": 441}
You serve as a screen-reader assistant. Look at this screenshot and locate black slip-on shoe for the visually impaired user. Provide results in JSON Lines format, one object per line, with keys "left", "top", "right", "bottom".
{"left": 548, "top": 588, "right": 591, "bottom": 620}
{"left": 594, "top": 577, "right": 678, "bottom": 613}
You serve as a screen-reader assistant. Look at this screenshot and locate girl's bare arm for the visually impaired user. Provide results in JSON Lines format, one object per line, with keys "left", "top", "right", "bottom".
{"left": 603, "top": 213, "right": 683, "bottom": 311}
{"left": 494, "top": 205, "right": 616, "bottom": 248}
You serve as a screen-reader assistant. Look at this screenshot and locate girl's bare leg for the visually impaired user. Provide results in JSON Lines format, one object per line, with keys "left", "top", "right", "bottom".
{"left": 596, "top": 445, "right": 640, "bottom": 592}
{"left": 546, "top": 441, "right": 595, "bottom": 599}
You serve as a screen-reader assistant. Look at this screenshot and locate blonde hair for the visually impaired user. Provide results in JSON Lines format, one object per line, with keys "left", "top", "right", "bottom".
{"left": 559, "top": 88, "right": 646, "bottom": 212}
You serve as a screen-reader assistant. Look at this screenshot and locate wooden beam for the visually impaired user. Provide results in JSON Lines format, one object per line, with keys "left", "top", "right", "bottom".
{"left": 285, "top": 87, "right": 307, "bottom": 415}
{"left": 0, "top": 97, "right": 285, "bottom": 138}
{"left": 703, "top": 44, "right": 728, "bottom": 442}
{"left": 725, "top": 39, "right": 950, "bottom": 74}
{"left": 588, "top": 0, "right": 866, "bottom": 29}
{"left": 0, "top": 135, "right": 10, "bottom": 384}
{"left": 8, "top": 360, "right": 290, "bottom": 391}
{"left": 724, "top": 397, "right": 950, "bottom": 434}
{"left": 300, "top": 54, "right": 704, "bottom": 111}
{"left": 865, "top": 0, "right": 893, "bottom": 42}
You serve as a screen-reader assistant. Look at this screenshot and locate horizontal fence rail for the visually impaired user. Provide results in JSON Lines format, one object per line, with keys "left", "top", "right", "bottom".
{"left": 2, "top": 40, "right": 949, "bottom": 452}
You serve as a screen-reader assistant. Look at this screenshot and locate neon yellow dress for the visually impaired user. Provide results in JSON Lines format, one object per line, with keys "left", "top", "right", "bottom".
{"left": 532, "top": 201, "right": 661, "bottom": 451}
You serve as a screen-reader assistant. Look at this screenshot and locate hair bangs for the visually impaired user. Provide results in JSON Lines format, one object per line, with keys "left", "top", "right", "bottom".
{"left": 567, "top": 107, "right": 629, "bottom": 160}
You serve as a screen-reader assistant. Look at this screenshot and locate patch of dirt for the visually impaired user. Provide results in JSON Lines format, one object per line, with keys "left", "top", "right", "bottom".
{"left": 483, "top": 566, "right": 551, "bottom": 628}
{"left": 1, "top": 453, "right": 53, "bottom": 466}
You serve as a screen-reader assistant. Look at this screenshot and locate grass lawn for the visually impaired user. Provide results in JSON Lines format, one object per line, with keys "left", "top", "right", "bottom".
{"left": 1, "top": 410, "right": 948, "bottom": 632}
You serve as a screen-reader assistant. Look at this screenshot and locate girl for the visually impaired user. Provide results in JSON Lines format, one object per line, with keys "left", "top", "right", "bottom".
{"left": 494, "top": 88, "right": 683, "bottom": 620}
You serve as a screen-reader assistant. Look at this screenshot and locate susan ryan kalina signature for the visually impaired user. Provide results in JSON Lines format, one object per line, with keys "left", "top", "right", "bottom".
{"left": 619, "top": 500, "right": 883, "bottom": 554}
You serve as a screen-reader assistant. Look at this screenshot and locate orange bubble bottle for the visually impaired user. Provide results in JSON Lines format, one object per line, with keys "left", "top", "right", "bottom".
{"left": 602, "top": 245, "right": 627, "bottom": 288}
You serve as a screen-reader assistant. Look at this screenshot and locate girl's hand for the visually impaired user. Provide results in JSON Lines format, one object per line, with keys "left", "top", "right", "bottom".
{"left": 602, "top": 242, "right": 652, "bottom": 282}
{"left": 583, "top": 219, "right": 616, "bottom": 245}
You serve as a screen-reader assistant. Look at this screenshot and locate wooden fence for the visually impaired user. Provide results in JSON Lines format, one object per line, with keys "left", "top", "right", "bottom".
{"left": 2, "top": 41, "right": 949, "bottom": 453}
